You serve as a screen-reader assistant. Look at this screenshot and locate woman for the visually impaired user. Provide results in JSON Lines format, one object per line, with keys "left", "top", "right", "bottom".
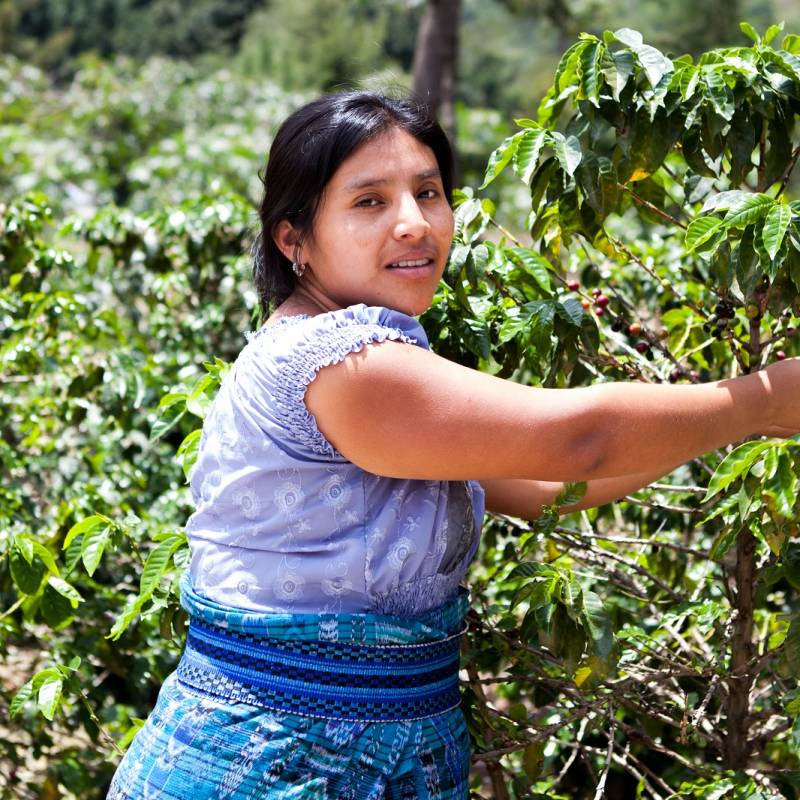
{"left": 107, "top": 92, "right": 800, "bottom": 800}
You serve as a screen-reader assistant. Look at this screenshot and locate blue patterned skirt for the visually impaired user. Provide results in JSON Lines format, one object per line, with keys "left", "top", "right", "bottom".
{"left": 106, "top": 576, "right": 471, "bottom": 799}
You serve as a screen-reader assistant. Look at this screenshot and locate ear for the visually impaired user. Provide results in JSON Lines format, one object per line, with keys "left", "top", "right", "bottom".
{"left": 272, "top": 219, "right": 301, "bottom": 263}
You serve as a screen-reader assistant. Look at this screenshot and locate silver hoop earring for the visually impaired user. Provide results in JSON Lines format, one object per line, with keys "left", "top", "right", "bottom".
{"left": 292, "top": 261, "right": 306, "bottom": 278}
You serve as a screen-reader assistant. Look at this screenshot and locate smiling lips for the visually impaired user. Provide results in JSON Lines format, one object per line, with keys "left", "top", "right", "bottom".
{"left": 386, "top": 254, "right": 436, "bottom": 272}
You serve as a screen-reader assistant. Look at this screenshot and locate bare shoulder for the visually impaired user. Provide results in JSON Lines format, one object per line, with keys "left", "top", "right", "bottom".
{"left": 305, "top": 339, "right": 587, "bottom": 481}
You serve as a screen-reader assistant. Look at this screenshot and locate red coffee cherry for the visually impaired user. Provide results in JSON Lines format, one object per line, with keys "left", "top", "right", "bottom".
{"left": 567, "top": 279, "right": 580, "bottom": 291}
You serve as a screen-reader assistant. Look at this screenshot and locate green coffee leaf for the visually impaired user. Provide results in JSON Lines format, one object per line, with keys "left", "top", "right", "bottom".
{"left": 556, "top": 481, "right": 587, "bottom": 508}
{"left": 10, "top": 678, "right": 34, "bottom": 718}
{"left": 581, "top": 591, "right": 614, "bottom": 658}
{"left": 64, "top": 514, "right": 111, "bottom": 549}
{"left": 578, "top": 40, "right": 603, "bottom": 106}
{"left": 601, "top": 49, "right": 635, "bottom": 102}
{"left": 81, "top": 522, "right": 113, "bottom": 576}
{"left": 507, "top": 247, "right": 552, "bottom": 292}
{"left": 139, "top": 533, "right": 186, "bottom": 598}
{"left": 700, "top": 190, "right": 752, "bottom": 214}
{"left": 13, "top": 533, "right": 34, "bottom": 564}
{"left": 10, "top": 545, "right": 46, "bottom": 595}
{"left": 176, "top": 428, "right": 202, "bottom": 481}
{"left": 550, "top": 132, "right": 582, "bottom": 177}
{"left": 764, "top": 22, "right": 785, "bottom": 46}
{"left": 37, "top": 674, "right": 63, "bottom": 721}
{"left": 150, "top": 392, "right": 187, "bottom": 441}
{"left": 636, "top": 44, "right": 674, "bottom": 88}
{"left": 481, "top": 132, "right": 523, "bottom": 189}
{"left": 555, "top": 297, "right": 585, "bottom": 327}
{"left": 739, "top": 22, "right": 760, "bottom": 44}
{"left": 46, "top": 576, "right": 84, "bottom": 606}
{"left": 762, "top": 203, "right": 792, "bottom": 261}
{"left": 512, "top": 128, "right": 548, "bottom": 185}
{"left": 185, "top": 374, "right": 215, "bottom": 418}
{"left": 685, "top": 217, "right": 725, "bottom": 252}
{"left": 764, "top": 451, "right": 796, "bottom": 518}
{"left": 723, "top": 193, "right": 773, "bottom": 229}
{"left": 118, "top": 718, "right": 146, "bottom": 751}
{"left": 508, "top": 561, "right": 557, "bottom": 581}
{"left": 28, "top": 539, "right": 59, "bottom": 577}
{"left": 703, "top": 441, "right": 773, "bottom": 501}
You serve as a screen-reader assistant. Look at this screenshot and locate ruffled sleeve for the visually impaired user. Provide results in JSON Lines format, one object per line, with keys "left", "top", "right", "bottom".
{"left": 238, "top": 304, "right": 429, "bottom": 460}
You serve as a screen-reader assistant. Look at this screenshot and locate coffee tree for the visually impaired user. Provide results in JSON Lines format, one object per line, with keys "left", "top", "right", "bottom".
{"left": 430, "top": 21, "right": 800, "bottom": 799}
{"left": 3, "top": 23, "right": 800, "bottom": 800}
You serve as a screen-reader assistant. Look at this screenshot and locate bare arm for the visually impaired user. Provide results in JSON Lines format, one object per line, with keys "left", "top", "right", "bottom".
{"left": 481, "top": 465, "right": 681, "bottom": 520}
{"left": 305, "top": 340, "right": 800, "bottom": 482}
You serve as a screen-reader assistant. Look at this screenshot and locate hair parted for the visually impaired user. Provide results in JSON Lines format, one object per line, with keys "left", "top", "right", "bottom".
{"left": 252, "top": 91, "right": 455, "bottom": 316}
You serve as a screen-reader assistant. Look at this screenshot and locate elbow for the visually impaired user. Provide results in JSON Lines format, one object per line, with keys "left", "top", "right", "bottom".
{"left": 565, "top": 427, "right": 612, "bottom": 481}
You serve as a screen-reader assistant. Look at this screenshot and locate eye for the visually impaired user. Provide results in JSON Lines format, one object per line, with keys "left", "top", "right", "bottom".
{"left": 355, "top": 196, "right": 382, "bottom": 208}
{"left": 418, "top": 187, "right": 440, "bottom": 200}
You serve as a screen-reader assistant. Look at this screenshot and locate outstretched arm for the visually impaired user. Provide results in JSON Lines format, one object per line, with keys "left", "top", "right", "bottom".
{"left": 481, "top": 465, "right": 682, "bottom": 520}
{"left": 305, "top": 340, "right": 800, "bottom": 483}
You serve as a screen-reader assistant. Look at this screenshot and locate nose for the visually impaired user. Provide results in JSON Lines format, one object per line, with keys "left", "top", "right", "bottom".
{"left": 393, "top": 193, "right": 431, "bottom": 239}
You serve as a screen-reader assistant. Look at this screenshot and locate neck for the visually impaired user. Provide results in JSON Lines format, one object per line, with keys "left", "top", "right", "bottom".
{"left": 289, "top": 281, "right": 342, "bottom": 315}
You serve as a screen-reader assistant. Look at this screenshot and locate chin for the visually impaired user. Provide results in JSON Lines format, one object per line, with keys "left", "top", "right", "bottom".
{"left": 400, "top": 296, "right": 433, "bottom": 317}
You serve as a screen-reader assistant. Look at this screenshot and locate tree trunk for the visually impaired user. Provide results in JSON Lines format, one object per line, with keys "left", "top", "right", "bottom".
{"left": 544, "top": 0, "right": 573, "bottom": 55}
{"left": 412, "top": 0, "right": 460, "bottom": 148}
{"left": 724, "top": 312, "right": 762, "bottom": 769}
{"left": 724, "top": 526, "right": 756, "bottom": 768}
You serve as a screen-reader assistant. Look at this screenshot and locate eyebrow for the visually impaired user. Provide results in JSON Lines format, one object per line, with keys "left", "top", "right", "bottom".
{"left": 344, "top": 168, "right": 441, "bottom": 192}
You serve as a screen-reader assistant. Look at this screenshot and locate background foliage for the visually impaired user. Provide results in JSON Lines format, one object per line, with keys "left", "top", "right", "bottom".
{"left": 3, "top": 3, "right": 800, "bottom": 799}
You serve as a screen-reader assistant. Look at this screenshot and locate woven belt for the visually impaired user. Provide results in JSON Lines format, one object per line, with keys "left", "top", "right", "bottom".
{"left": 176, "top": 618, "right": 466, "bottom": 723}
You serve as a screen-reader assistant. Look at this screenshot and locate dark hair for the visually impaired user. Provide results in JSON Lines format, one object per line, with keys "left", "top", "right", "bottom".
{"left": 253, "top": 91, "right": 455, "bottom": 316}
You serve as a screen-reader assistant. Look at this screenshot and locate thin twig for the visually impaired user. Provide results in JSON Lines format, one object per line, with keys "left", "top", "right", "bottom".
{"left": 620, "top": 495, "right": 700, "bottom": 514}
{"left": 554, "top": 529, "right": 685, "bottom": 601}
{"left": 466, "top": 661, "right": 510, "bottom": 800}
{"left": 617, "top": 183, "right": 687, "bottom": 229}
{"left": 0, "top": 597, "right": 24, "bottom": 620}
{"left": 592, "top": 705, "right": 615, "bottom": 800}
{"left": 488, "top": 216, "right": 524, "bottom": 248}
{"left": 650, "top": 482, "right": 706, "bottom": 494}
{"left": 605, "top": 234, "right": 702, "bottom": 318}
{"left": 776, "top": 145, "right": 800, "bottom": 198}
{"left": 562, "top": 528, "right": 712, "bottom": 559}
{"left": 552, "top": 717, "right": 589, "bottom": 788}
{"left": 74, "top": 684, "right": 125, "bottom": 757}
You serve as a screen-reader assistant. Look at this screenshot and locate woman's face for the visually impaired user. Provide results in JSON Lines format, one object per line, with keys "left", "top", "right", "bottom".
{"left": 279, "top": 127, "right": 454, "bottom": 316}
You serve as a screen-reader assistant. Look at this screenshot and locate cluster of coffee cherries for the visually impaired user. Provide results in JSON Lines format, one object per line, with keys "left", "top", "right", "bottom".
{"left": 702, "top": 299, "right": 735, "bottom": 340}
{"left": 568, "top": 278, "right": 656, "bottom": 357}
{"left": 570, "top": 280, "right": 611, "bottom": 317}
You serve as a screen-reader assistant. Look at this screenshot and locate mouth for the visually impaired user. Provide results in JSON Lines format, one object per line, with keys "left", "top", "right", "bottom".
{"left": 386, "top": 257, "right": 436, "bottom": 271}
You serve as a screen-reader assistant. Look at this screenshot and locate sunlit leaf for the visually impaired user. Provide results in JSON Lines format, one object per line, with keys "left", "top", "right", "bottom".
{"left": 703, "top": 441, "right": 773, "bottom": 500}
{"left": 481, "top": 132, "right": 523, "bottom": 189}
{"left": 512, "top": 128, "right": 548, "bottom": 185}
{"left": 762, "top": 203, "right": 792, "bottom": 261}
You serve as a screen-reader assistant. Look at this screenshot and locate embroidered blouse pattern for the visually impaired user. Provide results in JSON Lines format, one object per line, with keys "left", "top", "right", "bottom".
{"left": 186, "top": 304, "right": 484, "bottom": 615}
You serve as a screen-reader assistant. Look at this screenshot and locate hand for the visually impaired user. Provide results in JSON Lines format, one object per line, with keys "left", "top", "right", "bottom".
{"left": 761, "top": 356, "right": 800, "bottom": 438}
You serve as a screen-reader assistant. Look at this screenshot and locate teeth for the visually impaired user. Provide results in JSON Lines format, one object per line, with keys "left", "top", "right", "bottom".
{"left": 390, "top": 258, "right": 430, "bottom": 267}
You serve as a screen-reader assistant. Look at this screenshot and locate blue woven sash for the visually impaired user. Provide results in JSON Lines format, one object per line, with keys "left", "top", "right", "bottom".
{"left": 176, "top": 576, "right": 468, "bottom": 723}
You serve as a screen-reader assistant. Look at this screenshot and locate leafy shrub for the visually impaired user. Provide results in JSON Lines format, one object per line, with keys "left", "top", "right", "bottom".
{"left": 4, "top": 23, "right": 800, "bottom": 799}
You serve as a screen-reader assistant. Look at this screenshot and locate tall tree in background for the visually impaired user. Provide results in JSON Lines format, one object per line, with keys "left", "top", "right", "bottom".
{"left": 412, "top": 0, "right": 460, "bottom": 148}
{"left": 499, "top": 0, "right": 574, "bottom": 53}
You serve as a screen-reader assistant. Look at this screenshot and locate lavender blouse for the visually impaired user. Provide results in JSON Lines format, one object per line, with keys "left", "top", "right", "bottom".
{"left": 185, "top": 304, "right": 485, "bottom": 616}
